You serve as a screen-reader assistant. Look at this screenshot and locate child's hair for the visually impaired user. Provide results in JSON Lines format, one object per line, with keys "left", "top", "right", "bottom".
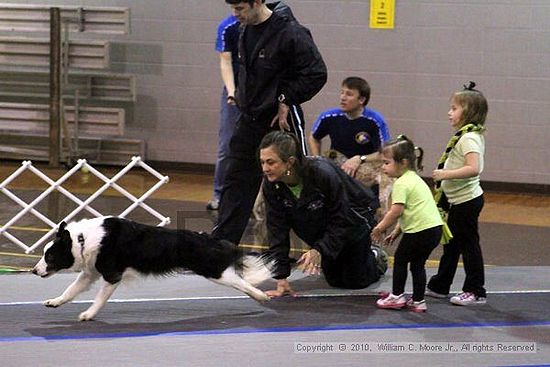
{"left": 342, "top": 76, "right": 370, "bottom": 106}
{"left": 452, "top": 81, "right": 488, "bottom": 127}
{"left": 381, "top": 135, "right": 424, "bottom": 172}
{"left": 225, "top": 0, "right": 264, "bottom": 5}
{"left": 259, "top": 131, "right": 304, "bottom": 165}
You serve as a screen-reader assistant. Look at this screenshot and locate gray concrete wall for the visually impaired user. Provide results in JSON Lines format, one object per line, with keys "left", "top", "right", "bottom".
{"left": 0, "top": 0, "right": 548, "bottom": 185}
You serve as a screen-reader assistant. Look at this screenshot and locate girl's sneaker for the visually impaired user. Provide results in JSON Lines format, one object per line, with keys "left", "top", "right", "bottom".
{"left": 376, "top": 293, "right": 407, "bottom": 310}
{"left": 406, "top": 299, "right": 427, "bottom": 313}
{"left": 450, "top": 292, "right": 487, "bottom": 306}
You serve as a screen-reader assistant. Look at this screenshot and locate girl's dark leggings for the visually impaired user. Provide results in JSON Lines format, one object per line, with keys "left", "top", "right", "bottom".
{"left": 393, "top": 226, "right": 442, "bottom": 301}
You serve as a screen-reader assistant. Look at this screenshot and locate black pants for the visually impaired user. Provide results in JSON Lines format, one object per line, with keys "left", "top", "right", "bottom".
{"left": 427, "top": 195, "right": 485, "bottom": 297}
{"left": 393, "top": 226, "right": 442, "bottom": 301}
{"left": 321, "top": 228, "right": 380, "bottom": 289}
{"left": 212, "top": 106, "right": 307, "bottom": 245}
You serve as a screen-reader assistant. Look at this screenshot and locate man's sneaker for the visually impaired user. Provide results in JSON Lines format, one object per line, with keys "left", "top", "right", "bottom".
{"left": 425, "top": 288, "right": 448, "bottom": 299}
{"left": 376, "top": 293, "right": 407, "bottom": 310}
{"left": 206, "top": 199, "right": 219, "bottom": 211}
{"left": 371, "top": 245, "right": 388, "bottom": 276}
{"left": 450, "top": 292, "right": 487, "bottom": 306}
{"left": 406, "top": 299, "right": 427, "bottom": 313}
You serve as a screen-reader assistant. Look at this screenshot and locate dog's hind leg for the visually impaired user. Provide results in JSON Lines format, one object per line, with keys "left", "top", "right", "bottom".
{"left": 78, "top": 279, "right": 120, "bottom": 321}
{"left": 44, "top": 271, "right": 99, "bottom": 308}
{"left": 210, "top": 268, "right": 269, "bottom": 302}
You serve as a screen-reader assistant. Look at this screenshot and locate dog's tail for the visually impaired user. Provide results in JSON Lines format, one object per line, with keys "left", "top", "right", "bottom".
{"left": 240, "top": 254, "right": 275, "bottom": 286}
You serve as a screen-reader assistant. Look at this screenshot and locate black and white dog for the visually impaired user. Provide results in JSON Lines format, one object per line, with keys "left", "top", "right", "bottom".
{"left": 32, "top": 217, "right": 274, "bottom": 321}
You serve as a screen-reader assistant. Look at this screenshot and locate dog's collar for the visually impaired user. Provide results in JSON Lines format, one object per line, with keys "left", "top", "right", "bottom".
{"left": 78, "top": 233, "right": 85, "bottom": 257}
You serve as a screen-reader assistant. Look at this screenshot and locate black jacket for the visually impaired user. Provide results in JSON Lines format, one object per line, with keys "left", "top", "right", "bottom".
{"left": 236, "top": 1, "right": 327, "bottom": 119}
{"left": 263, "top": 157, "right": 379, "bottom": 279}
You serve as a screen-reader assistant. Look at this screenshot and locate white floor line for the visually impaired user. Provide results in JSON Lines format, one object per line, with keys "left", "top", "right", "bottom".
{"left": 2, "top": 289, "right": 550, "bottom": 307}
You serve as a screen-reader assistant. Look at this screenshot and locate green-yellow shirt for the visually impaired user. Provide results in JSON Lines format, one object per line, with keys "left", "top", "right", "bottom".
{"left": 392, "top": 170, "right": 443, "bottom": 233}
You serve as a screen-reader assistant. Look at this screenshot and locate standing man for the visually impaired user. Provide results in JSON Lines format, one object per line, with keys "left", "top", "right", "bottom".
{"left": 213, "top": 0, "right": 327, "bottom": 245}
{"left": 207, "top": 15, "right": 241, "bottom": 211}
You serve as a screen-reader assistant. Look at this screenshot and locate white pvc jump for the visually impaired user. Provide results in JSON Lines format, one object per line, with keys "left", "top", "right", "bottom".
{"left": 0, "top": 156, "right": 170, "bottom": 253}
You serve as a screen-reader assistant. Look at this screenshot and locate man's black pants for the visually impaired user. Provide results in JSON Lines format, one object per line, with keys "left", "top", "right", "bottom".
{"left": 212, "top": 106, "right": 307, "bottom": 245}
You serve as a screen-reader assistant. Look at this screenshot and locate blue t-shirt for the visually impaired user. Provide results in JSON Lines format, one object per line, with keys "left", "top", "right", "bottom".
{"left": 215, "top": 15, "right": 240, "bottom": 82}
{"left": 311, "top": 107, "right": 390, "bottom": 158}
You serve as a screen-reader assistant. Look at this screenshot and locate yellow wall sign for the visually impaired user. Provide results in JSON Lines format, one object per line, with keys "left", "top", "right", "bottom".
{"left": 370, "top": 0, "right": 395, "bottom": 29}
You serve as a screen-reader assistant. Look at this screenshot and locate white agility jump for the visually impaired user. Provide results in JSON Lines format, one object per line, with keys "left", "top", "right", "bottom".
{"left": 0, "top": 156, "right": 170, "bottom": 253}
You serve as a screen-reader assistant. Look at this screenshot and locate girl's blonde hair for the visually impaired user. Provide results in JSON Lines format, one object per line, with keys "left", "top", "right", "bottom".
{"left": 452, "top": 81, "right": 488, "bottom": 127}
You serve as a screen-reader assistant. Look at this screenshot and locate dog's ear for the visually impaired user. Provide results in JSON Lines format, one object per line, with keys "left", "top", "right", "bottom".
{"left": 56, "top": 222, "right": 67, "bottom": 237}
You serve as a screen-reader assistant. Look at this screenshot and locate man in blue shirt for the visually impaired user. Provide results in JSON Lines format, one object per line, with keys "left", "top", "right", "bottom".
{"left": 309, "top": 76, "right": 390, "bottom": 276}
{"left": 309, "top": 76, "right": 389, "bottom": 178}
{"left": 207, "top": 15, "right": 241, "bottom": 210}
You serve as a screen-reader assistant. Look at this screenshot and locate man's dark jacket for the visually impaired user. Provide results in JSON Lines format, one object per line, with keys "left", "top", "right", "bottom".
{"left": 235, "top": 1, "right": 327, "bottom": 120}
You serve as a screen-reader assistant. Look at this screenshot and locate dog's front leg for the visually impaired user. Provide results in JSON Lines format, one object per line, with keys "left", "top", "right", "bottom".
{"left": 44, "top": 272, "right": 98, "bottom": 308}
{"left": 78, "top": 279, "right": 119, "bottom": 321}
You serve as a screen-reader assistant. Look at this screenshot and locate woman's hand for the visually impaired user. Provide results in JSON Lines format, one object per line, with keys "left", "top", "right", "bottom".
{"left": 297, "top": 249, "right": 322, "bottom": 275}
{"left": 265, "top": 279, "right": 296, "bottom": 298}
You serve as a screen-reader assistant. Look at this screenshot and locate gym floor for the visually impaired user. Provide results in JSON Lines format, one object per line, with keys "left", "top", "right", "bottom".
{"left": 0, "top": 161, "right": 549, "bottom": 367}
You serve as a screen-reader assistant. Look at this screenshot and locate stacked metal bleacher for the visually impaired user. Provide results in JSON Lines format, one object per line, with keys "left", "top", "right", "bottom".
{"left": 0, "top": 4, "right": 143, "bottom": 165}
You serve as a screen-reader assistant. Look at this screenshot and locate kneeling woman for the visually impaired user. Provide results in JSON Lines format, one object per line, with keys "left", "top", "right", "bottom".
{"left": 259, "top": 131, "right": 381, "bottom": 297}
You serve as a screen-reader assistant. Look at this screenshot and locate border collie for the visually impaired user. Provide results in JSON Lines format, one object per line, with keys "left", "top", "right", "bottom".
{"left": 32, "top": 217, "right": 274, "bottom": 321}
